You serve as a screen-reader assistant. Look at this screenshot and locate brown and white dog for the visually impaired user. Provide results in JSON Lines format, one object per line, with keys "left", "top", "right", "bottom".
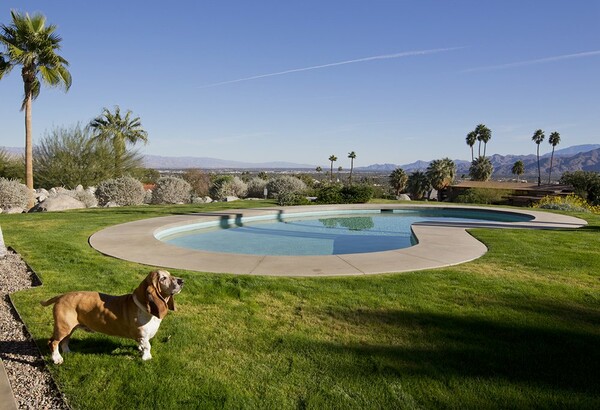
{"left": 41, "top": 270, "right": 183, "bottom": 364}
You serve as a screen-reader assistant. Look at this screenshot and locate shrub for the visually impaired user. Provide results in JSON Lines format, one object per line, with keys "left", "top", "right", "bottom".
{"left": 152, "top": 176, "right": 192, "bottom": 204}
{"left": 533, "top": 194, "right": 599, "bottom": 214}
{"left": 34, "top": 124, "right": 143, "bottom": 189}
{"left": 182, "top": 169, "right": 211, "bottom": 197}
{"left": 0, "top": 149, "right": 24, "bottom": 181}
{"left": 276, "top": 192, "right": 311, "bottom": 206}
{"left": 266, "top": 176, "right": 306, "bottom": 199}
{"left": 560, "top": 171, "right": 600, "bottom": 206}
{"left": 96, "top": 176, "right": 145, "bottom": 206}
{"left": 454, "top": 188, "right": 512, "bottom": 205}
{"left": 341, "top": 184, "right": 374, "bottom": 203}
{"left": 0, "top": 177, "right": 30, "bottom": 210}
{"left": 315, "top": 184, "right": 343, "bottom": 204}
{"left": 469, "top": 156, "right": 494, "bottom": 181}
{"left": 247, "top": 177, "right": 268, "bottom": 198}
{"left": 210, "top": 176, "right": 247, "bottom": 200}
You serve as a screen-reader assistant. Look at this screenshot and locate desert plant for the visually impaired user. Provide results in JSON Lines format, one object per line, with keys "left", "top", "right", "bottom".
{"left": 66, "top": 189, "right": 98, "bottom": 208}
{"left": 426, "top": 158, "right": 456, "bottom": 201}
{"left": 389, "top": 168, "right": 408, "bottom": 197}
{"left": 533, "top": 194, "right": 598, "bottom": 214}
{"left": 454, "top": 188, "right": 513, "bottom": 205}
{"left": 266, "top": 176, "right": 307, "bottom": 199}
{"left": 246, "top": 177, "right": 268, "bottom": 198}
{"left": 209, "top": 176, "right": 247, "bottom": 200}
{"left": 560, "top": 171, "right": 600, "bottom": 206}
{"left": 276, "top": 192, "right": 311, "bottom": 206}
{"left": 512, "top": 160, "right": 525, "bottom": 181}
{"left": 0, "top": 177, "right": 30, "bottom": 210}
{"left": 315, "top": 183, "right": 344, "bottom": 204}
{"left": 469, "top": 156, "right": 494, "bottom": 181}
{"left": 182, "top": 169, "right": 211, "bottom": 197}
{"left": 95, "top": 176, "right": 145, "bottom": 206}
{"left": 34, "top": 124, "right": 143, "bottom": 189}
{"left": 532, "top": 129, "right": 545, "bottom": 186}
{"left": 152, "top": 176, "right": 192, "bottom": 204}
{"left": 406, "top": 171, "right": 431, "bottom": 200}
{"left": 0, "top": 149, "right": 23, "bottom": 180}
{"left": 341, "top": 184, "right": 374, "bottom": 203}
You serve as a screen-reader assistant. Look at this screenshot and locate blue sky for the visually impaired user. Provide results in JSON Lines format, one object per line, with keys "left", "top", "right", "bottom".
{"left": 1, "top": 1, "right": 599, "bottom": 167}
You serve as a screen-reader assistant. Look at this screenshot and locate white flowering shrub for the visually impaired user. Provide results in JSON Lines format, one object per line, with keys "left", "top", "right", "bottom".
{"left": 211, "top": 176, "right": 248, "bottom": 200}
{"left": 246, "top": 177, "right": 267, "bottom": 198}
{"left": 151, "top": 176, "right": 192, "bottom": 204}
{"left": 96, "top": 176, "right": 145, "bottom": 206}
{"left": 266, "top": 176, "right": 306, "bottom": 199}
{"left": 0, "top": 178, "right": 30, "bottom": 210}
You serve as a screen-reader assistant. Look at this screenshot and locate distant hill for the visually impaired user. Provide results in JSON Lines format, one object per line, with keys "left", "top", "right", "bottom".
{"left": 2, "top": 144, "right": 599, "bottom": 175}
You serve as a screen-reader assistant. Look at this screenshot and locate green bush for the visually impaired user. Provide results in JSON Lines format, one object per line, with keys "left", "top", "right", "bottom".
{"left": 276, "top": 192, "right": 311, "bottom": 206}
{"left": 454, "top": 188, "right": 512, "bottom": 205}
{"left": 341, "top": 184, "right": 374, "bottom": 203}
{"left": 33, "top": 124, "right": 143, "bottom": 189}
{"left": 315, "top": 184, "right": 344, "bottom": 204}
{"left": 0, "top": 177, "right": 30, "bottom": 210}
{"left": 560, "top": 171, "right": 600, "bottom": 206}
{"left": 182, "top": 169, "right": 211, "bottom": 197}
{"left": 152, "top": 176, "right": 192, "bottom": 204}
{"left": 533, "top": 194, "right": 599, "bottom": 214}
{"left": 0, "top": 149, "right": 24, "bottom": 181}
{"left": 96, "top": 176, "right": 145, "bottom": 206}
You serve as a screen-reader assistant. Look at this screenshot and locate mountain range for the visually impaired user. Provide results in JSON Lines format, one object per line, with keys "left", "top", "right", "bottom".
{"left": 2, "top": 144, "right": 599, "bottom": 176}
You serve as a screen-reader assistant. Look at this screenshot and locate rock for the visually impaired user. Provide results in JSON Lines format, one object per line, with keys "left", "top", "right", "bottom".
{"left": 75, "top": 184, "right": 84, "bottom": 192}
{"left": 203, "top": 196, "right": 213, "bottom": 203}
{"left": 4, "top": 207, "right": 24, "bottom": 214}
{"left": 396, "top": 194, "right": 411, "bottom": 201}
{"left": 105, "top": 201, "right": 120, "bottom": 208}
{"left": 224, "top": 196, "right": 239, "bottom": 202}
{"left": 30, "top": 194, "right": 86, "bottom": 212}
{"left": 86, "top": 186, "right": 96, "bottom": 195}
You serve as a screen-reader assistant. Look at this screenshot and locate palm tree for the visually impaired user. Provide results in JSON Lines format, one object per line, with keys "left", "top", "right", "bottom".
{"left": 532, "top": 129, "right": 545, "bottom": 186}
{"left": 465, "top": 131, "right": 477, "bottom": 161}
{"left": 389, "top": 168, "right": 408, "bottom": 197}
{"left": 328, "top": 155, "right": 337, "bottom": 181}
{"left": 347, "top": 151, "right": 356, "bottom": 185}
{"left": 337, "top": 166, "right": 343, "bottom": 181}
{"left": 469, "top": 156, "right": 494, "bottom": 181}
{"left": 475, "top": 124, "right": 492, "bottom": 158}
{"left": 0, "top": 11, "right": 72, "bottom": 208}
{"left": 426, "top": 158, "right": 456, "bottom": 201}
{"left": 89, "top": 106, "right": 148, "bottom": 176}
{"left": 511, "top": 160, "right": 525, "bottom": 182}
{"left": 406, "top": 171, "right": 431, "bottom": 200}
{"left": 548, "top": 131, "right": 561, "bottom": 184}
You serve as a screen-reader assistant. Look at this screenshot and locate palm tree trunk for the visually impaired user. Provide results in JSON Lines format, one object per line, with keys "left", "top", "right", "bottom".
{"left": 470, "top": 146, "right": 474, "bottom": 162}
{"left": 483, "top": 143, "right": 486, "bottom": 158}
{"left": 536, "top": 144, "right": 541, "bottom": 186}
{"left": 548, "top": 148, "right": 555, "bottom": 184}
{"left": 330, "top": 162, "right": 334, "bottom": 181}
{"left": 24, "top": 92, "right": 34, "bottom": 209}
{"left": 349, "top": 159, "right": 354, "bottom": 185}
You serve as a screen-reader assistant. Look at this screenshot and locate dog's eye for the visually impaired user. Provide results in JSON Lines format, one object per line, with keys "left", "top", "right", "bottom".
{"left": 160, "top": 276, "right": 167, "bottom": 282}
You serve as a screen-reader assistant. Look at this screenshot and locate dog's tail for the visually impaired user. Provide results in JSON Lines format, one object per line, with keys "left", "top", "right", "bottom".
{"left": 40, "top": 296, "right": 62, "bottom": 307}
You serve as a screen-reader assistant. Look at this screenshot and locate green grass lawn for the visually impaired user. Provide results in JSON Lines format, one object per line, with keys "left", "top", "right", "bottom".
{"left": 1, "top": 201, "right": 599, "bottom": 409}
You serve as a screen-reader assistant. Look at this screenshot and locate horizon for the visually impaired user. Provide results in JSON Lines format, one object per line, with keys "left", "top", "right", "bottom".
{"left": 1, "top": 1, "right": 599, "bottom": 168}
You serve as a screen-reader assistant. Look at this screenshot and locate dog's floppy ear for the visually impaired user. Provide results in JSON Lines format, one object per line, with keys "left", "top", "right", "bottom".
{"left": 167, "top": 295, "right": 176, "bottom": 311}
{"left": 134, "top": 271, "right": 169, "bottom": 319}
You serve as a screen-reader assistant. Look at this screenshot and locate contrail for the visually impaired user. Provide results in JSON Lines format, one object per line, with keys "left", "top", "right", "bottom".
{"left": 199, "top": 47, "right": 463, "bottom": 88}
{"left": 463, "top": 50, "right": 600, "bottom": 73}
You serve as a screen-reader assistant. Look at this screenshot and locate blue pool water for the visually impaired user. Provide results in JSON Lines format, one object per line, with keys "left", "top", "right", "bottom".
{"left": 158, "top": 208, "right": 532, "bottom": 256}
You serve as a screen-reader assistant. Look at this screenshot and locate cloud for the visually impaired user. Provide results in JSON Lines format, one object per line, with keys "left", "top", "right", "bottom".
{"left": 463, "top": 50, "right": 600, "bottom": 73}
{"left": 199, "top": 47, "right": 463, "bottom": 88}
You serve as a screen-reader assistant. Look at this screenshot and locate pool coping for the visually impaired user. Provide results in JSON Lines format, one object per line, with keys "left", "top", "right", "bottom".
{"left": 88, "top": 204, "right": 588, "bottom": 277}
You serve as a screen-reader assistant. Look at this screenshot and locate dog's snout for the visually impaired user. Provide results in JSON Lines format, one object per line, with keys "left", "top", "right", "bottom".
{"left": 177, "top": 278, "right": 184, "bottom": 286}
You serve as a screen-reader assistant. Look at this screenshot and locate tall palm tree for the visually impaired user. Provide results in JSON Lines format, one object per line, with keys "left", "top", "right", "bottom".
{"left": 426, "top": 158, "right": 456, "bottom": 201}
{"left": 0, "top": 11, "right": 71, "bottom": 208}
{"left": 348, "top": 151, "right": 356, "bottom": 185}
{"left": 328, "top": 155, "right": 337, "bottom": 181}
{"left": 465, "top": 131, "right": 477, "bottom": 161}
{"left": 389, "top": 168, "right": 408, "bottom": 197}
{"left": 511, "top": 160, "right": 524, "bottom": 182}
{"left": 89, "top": 106, "right": 148, "bottom": 176}
{"left": 548, "top": 131, "right": 561, "bottom": 184}
{"left": 532, "top": 129, "right": 545, "bottom": 186}
{"left": 475, "top": 124, "right": 492, "bottom": 158}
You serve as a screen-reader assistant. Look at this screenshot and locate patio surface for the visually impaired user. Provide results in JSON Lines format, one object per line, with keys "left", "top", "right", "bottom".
{"left": 89, "top": 204, "right": 587, "bottom": 277}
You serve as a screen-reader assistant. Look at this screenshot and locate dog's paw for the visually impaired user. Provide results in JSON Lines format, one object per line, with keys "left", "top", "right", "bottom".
{"left": 52, "top": 354, "right": 64, "bottom": 365}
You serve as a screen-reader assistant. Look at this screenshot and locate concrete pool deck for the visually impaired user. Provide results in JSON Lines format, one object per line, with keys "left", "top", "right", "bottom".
{"left": 89, "top": 204, "right": 587, "bottom": 277}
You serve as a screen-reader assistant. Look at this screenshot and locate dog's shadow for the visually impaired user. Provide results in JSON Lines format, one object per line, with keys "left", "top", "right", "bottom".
{"left": 36, "top": 337, "right": 138, "bottom": 358}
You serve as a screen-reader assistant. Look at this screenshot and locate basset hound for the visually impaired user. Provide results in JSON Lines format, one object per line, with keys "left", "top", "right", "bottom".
{"left": 41, "top": 270, "right": 183, "bottom": 364}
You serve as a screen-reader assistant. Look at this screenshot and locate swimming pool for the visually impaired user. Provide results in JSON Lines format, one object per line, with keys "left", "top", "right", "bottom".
{"left": 156, "top": 208, "right": 534, "bottom": 256}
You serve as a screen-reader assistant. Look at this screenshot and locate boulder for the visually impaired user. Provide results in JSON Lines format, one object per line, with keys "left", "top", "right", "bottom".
{"left": 0, "top": 226, "right": 6, "bottom": 259}
{"left": 75, "top": 184, "right": 84, "bottom": 192}
{"left": 30, "top": 194, "right": 86, "bottom": 212}
{"left": 4, "top": 207, "right": 24, "bottom": 214}
{"left": 105, "top": 201, "right": 120, "bottom": 208}
{"left": 396, "top": 194, "right": 411, "bottom": 201}
{"left": 203, "top": 196, "right": 213, "bottom": 203}
{"left": 224, "top": 196, "right": 239, "bottom": 202}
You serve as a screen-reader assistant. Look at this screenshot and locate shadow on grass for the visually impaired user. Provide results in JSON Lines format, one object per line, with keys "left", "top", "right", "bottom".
{"left": 308, "top": 307, "right": 600, "bottom": 396}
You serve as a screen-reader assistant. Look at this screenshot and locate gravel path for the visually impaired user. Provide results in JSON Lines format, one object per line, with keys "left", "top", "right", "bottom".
{"left": 0, "top": 250, "right": 68, "bottom": 409}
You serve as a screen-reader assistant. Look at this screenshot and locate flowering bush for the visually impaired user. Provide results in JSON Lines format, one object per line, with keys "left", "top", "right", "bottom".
{"left": 533, "top": 194, "right": 599, "bottom": 214}
{"left": 246, "top": 177, "right": 268, "bottom": 198}
{"left": 96, "top": 176, "right": 145, "bottom": 206}
{"left": 152, "top": 176, "right": 192, "bottom": 204}
{"left": 266, "top": 176, "right": 306, "bottom": 199}
{"left": 210, "top": 176, "right": 247, "bottom": 200}
{"left": 0, "top": 177, "right": 30, "bottom": 210}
